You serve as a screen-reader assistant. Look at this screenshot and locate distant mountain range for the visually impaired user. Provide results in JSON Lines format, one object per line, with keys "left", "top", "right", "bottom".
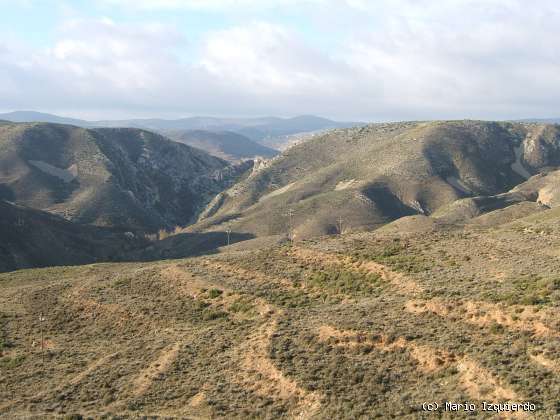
{"left": 163, "top": 130, "right": 279, "bottom": 161}
{"left": 515, "top": 118, "right": 560, "bottom": 124}
{"left": 0, "top": 111, "right": 363, "bottom": 158}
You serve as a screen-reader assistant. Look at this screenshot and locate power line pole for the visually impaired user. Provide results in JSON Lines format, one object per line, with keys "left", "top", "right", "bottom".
{"left": 225, "top": 225, "right": 232, "bottom": 246}
{"left": 285, "top": 208, "right": 295, "bottom": 242}
{"left": 337, "top": 216, "right": 344, "bottom": 235}
{"left": 39, "top": 312, "right": 45, "bottom": 366}
{"left": 15, "top": 216, "right": 25, "bottom": 228}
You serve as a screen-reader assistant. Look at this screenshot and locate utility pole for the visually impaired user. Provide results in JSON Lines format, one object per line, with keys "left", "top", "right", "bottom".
{"left": 15, "top": 216, "right": 24, "bottom": 228}
{"left": 225, "top": 225, "right": 232, "bottom": 246}
{"left": 285, "top": 208, "right": 295, "bottom": 242}
{"left": 337, "top": 216, "right": 344, "bottom": 235}
{"left": 39, "top": 312, "right": 45, "bottom": 366}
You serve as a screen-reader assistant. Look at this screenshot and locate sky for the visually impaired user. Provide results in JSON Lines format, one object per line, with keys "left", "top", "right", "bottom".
{"left": 0, "top": 0, "right": 559, "bottom": 121}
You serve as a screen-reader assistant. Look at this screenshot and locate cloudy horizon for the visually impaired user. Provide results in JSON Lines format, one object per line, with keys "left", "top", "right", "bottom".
{"left": 1, "top": 0, "right": 559, "bottom": 121}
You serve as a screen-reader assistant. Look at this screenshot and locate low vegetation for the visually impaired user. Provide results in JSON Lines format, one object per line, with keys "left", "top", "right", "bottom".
{"left": 2, "top": 209, "right": 560, "bottom": 418}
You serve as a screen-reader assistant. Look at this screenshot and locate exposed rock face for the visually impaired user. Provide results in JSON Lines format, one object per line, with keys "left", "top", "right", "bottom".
{"left": 521, "top": 124, "right": 560, "bottom": 170}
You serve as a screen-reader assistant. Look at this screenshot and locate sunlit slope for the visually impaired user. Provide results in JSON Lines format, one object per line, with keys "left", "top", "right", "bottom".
{"left": 195, "top": 120, "right": 560, "bottom": 238}
{"left": 2, "top": 210, "right": 560, "bottom": 417}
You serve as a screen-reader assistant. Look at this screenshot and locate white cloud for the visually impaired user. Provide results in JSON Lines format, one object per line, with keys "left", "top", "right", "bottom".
{"left": 198, "top": 22, "right": 346, "bottom": 94}
{"left": 99, "top": 0, "right": 323, "bottom": 11}
{"left": 2, "top": 1, "right": 560, "bottom": 120}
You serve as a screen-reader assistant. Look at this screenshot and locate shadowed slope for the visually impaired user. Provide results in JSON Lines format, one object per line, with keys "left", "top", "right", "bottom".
{"left": 0, "top": 121, "right": 251, "bottom": 231}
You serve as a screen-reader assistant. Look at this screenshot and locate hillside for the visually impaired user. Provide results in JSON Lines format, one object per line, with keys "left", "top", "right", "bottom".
{"left": 164, "top": 130, "right": 279, "bottom": 161}
{"left": 233, "top": 115, "right": 361, "bottom": 147}
{"left": 3, "top": 119, "right": 560, "bottom": 418}
{"left": 0, "top": 200, "right": 147, "bottom": 272}
{"left": 194, "top": 120, "right": 560, "bottom": 239}
{"left": 2, "top": 204, "right": 560, "bottom": 417}
{"left": 94, "top": 115, "right": 361, "bottom": 145}
{"left": 0, "top": 122, "right": 251, "bottom": 232}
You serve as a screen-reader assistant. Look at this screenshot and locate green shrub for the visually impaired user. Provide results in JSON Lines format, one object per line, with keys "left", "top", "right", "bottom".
{"left": 202, "top": 309, "right": 228, "bottom": 321}
{"left": 229, "top": 299, "right": 253, "bottom": 313}
{"left": 307, "top": 269, "right": 381, "bottom": 296}
{"left": 0, "top": 355, "right": 25, "bottom": 369}
{"left": 208, "top": 288, "right": 223, "bottom": 299}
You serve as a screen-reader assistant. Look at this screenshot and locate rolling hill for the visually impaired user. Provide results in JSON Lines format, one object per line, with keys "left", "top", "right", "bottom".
{"left": 0, "top": 121, "right": 251, "bottom": 232}
{"left": 163, "top": 129, "right": 279, "bottom": 161}
{"left": 94, "top": 115, "right": 361, "bottom": 145}
{"left": 193, "top": 120, "right": 560, "bottom": 239}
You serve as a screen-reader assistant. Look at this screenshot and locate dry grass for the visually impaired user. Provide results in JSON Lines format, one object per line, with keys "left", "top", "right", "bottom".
{"left": 2, "top": 217, "right": 560, "bottom": 418}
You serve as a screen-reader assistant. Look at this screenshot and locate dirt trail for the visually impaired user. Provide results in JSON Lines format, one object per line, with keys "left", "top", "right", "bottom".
{"left": 161, "top": 264, "right": 217, "bottom": 299}
{"left": 239, "top": 317, "right": 323, "bottom": 419}
{"left": 317, "top": 325, "right": 454, "bottom": 373}
{"left": 289, "top": 246, "right": 423, "bottom": 294}
{"left": 132, "top": 342, "right": 181, "bottom": 397}
{"left": 406, "top": 298, "right": 558, "bottom": 337}
{"left": 318, "top": 325, "right": 521, "bottom": 404}
{"left": 161, "top": 263, "right": 274, "bottom": 317}
{"left": 69, "top": 352, "right": 119, "bottom": 386}
{"left": 161, "top": 263, "right": 318, "bottom": 416}
{"left": 456, "top": 359, "right": 518, "bottom": 401}
{"left": 189, "top": 391, "right": 206, "bottom": 407}
{"left": 0, "top": 351, "right": 120, "bottom": 414}
{"left": 63, "top": 283, "right": 156, "bottom": 329}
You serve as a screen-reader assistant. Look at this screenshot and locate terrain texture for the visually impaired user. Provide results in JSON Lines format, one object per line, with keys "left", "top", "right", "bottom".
{"left": 2, "top": 206, "right": 560, "bottom": 418}
{"left": 0, "top": 200, "right": 148, "bottom": 273}
{"left": 2, "top": 119, "right": 560, "bottom": 419}
{"left": 0, "top": 112, "right": 360, "bottom": 151}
